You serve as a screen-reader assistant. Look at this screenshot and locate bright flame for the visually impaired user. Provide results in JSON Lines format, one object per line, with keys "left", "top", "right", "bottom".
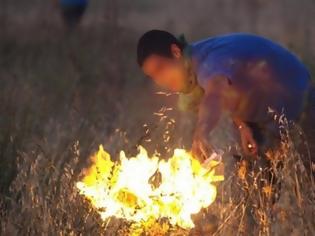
{"left": 76, "top": 145, "right": 223, "bottom": 229}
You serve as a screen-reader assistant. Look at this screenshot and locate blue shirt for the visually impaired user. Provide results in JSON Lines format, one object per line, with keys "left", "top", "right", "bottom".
{"left": 191, "top": 33, "right": 311, "bottom": 122}
{"left": 60, "top": 0, "right": 87, "bottom": 7}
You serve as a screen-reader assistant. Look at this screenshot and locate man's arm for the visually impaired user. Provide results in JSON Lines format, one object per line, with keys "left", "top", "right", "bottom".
{"left": 191, "top": 75, "right": 258, "bottom": 161}
{"left": 192, "top": 76, "right": 226, "bottom": 161}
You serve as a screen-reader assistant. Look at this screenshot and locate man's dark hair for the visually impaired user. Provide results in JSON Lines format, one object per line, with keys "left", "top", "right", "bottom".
{"left": 137, "top": 30, "right": 184, "bottom": 67}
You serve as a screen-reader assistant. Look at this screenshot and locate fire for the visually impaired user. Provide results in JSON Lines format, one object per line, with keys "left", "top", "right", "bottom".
{"left": 76, "top": 145, "right": 223, "bottom": 230}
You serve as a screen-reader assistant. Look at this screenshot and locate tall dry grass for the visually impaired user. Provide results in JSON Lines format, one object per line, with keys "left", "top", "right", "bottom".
{"left": 0, "top": 20, "right": 315, "bottom": 236}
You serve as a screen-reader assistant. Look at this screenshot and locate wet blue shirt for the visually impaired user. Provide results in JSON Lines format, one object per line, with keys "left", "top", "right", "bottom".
{"left": 191, "top": 33, "right": 311, "bottom": 123}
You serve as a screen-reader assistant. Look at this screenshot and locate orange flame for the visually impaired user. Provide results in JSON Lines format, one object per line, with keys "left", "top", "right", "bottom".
{"left": 76, "top": 145, "right": 223, "bottom": 229}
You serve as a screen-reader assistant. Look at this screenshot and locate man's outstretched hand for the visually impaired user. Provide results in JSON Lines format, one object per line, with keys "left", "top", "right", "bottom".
{"left": 239, "top": 125, "right": 258, "bottom": 156}
{"left": 191, "top": 135, "right": 212, "bottom": 163}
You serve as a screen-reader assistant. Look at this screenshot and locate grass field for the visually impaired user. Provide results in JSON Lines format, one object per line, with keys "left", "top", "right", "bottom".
{"left": 1, "top": 24, "right": 315, "bottom": 235}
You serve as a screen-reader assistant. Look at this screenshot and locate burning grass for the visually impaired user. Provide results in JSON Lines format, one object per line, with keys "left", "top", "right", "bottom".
{"left": 75, "top": 145, "right": 223, "bottom": 232}
{"left": 1, "top": 113, "right": 315, "bottom": 235}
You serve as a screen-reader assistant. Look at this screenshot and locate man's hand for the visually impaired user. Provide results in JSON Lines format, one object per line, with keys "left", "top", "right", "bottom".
{"left": 239, "top": 125, "right": 258, "bottom": 156}
{"left": 192, "top": 134, "right": 212, "bottom": 163}
{"left": 191, "top": 76, "right": 228, "bottom": 163}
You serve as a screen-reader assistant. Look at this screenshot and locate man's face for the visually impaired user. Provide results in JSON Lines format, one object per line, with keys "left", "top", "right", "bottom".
{"left": 142, "top": 44, "right": 187, "bottom": 92}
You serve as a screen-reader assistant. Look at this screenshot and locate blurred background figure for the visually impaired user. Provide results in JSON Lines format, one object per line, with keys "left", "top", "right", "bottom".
{"left": 59, "top": 0, "right": 88, "bottom": 29}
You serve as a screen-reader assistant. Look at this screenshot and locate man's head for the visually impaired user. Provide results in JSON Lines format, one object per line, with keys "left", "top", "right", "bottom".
{"left": 137, "top": 30, "right": 189, "bottom": 92}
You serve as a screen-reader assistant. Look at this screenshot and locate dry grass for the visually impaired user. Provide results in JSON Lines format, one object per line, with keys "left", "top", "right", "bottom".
{"left": 1, "top": 25, "right": 315, "bottom": 236}
{"left": 1, "top": 96, "right": 315, "bottom": 236}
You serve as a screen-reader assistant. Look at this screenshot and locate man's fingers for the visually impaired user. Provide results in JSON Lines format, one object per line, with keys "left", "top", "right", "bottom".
{"left": 242, "top": 141, "right": 252, "bottom": 156}
{"left": 245, "top": 141, "right": 258, "bottom": 156}
{"left": 192, "top": 140, "right": 209, "bottom": 163}
{"left": 250, "top": 142, "right": 258, "bottom": 155}
{"left": 248, "top": 137, "right": 258, "bottom": 154}
{"left": 195, "top": 150, "right": 206, "bottom": 163}
{"left": 199, "top": 142, "right": 209, "bottom": 161}
{"left": 241, "top": 139, "right": 249, "bottom": 155}
{"left": 192, "top": 143, "right": 202, "bottom": 162}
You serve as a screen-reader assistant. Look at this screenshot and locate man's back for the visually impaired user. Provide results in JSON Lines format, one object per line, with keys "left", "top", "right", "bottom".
{"left": 191, "top": 33, "right": 311, "bottom": 122}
